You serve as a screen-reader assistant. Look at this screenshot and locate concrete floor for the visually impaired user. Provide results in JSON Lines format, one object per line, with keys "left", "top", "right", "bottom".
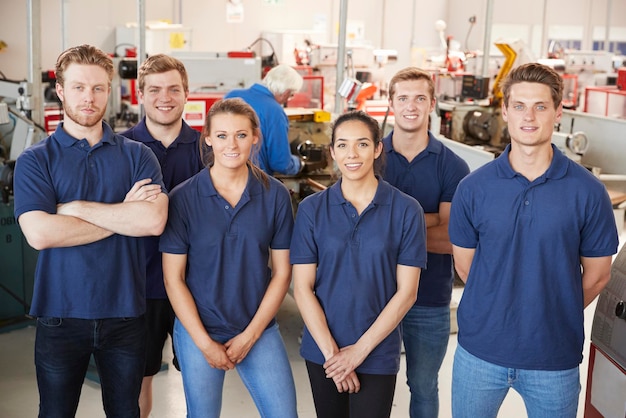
{"left": 0, "top": 285, "right": 600, "bottom": 418}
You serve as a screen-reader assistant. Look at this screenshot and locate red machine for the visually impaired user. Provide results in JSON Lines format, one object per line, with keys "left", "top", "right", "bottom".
{"left": 184, "top": 93, "right": 224, "bottom": 133}
{"left": 617, "top": 67, "right": 626, "bottom": 91}
{"left": 584, "top": 245, "right": 626, "bottom": 417}
{"left": 584, "top": 85, "right": 626, "bottom": 118}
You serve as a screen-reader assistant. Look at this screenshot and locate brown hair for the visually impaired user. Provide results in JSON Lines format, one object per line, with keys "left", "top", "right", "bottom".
{"left": 200, "top": 98, "right": 269, "bottom": 188}
{"left": 55, "top": 44, "right": 114, "bottom": 87}
{"left": 501, "top": 63, "right": 563, "bottom": 109}
{"left": 388, "top": 67, "right": 435, "bottom": 101}
{"left": 137, "top": 54, "right": 189, "bottom": 93}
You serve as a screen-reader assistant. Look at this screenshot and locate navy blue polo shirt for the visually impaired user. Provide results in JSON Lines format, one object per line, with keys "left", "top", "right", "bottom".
{"left": 14, "top": 122, "right": 166, "bottom": 319}
{"left": 121, "top": 118, "right": 204, "bottom": 299}
{"left": 449, "top": 144, "right": 618, "bottom": 370}
{"left": 291, "top": 178, "right": 427, "bottom": 374}
{"left": 159, "top": 168, "right": 294, "bottom": 340}
{"left": 382, "top": 131, "right": 469, "bottom": 306}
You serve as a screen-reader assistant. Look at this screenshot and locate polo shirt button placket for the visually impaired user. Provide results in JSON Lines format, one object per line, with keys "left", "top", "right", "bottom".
{"left": 351, "top": 222, "right": 360, "bottom": 243}
{"left": 521, "top": 188, "right": 531, "bottom": 208}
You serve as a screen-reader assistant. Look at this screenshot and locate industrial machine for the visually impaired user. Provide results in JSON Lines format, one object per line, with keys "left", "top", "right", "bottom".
{"left": 171, "top": 51, "right": 262, "bottom": 94}
{"left": 0, "top": 79, "right": 47, "bottom": 205}
{"left": 282, "top": 108, "right": 334, "bottom": 202}
{"left": 176, "top": 51, "right": 262, "bottom": 132}
{"left": 433, "top": 39, "right": 534, "bottom": 153}
{"left": 434, "top": 38, "right": 625, "bottom": 177}
{"left": 0, "top": 78, "right": 44, "bottom": 326}
{"left": 437, "top": 101, "right": 509, "bottom": 154}
{"left": 583, "top": 83, "right": 626, "bottom": 119}
{"left": 550, "top": 131, "right": 589, "bottom": 164}
{"left": 560, "top": 110, "right": 626, "bottom": 180}
{"left": 584, "top": 244, "right": 626, "bottom": 418}
{"left": 0, "top": 79, "right": 45, "bottom": 161}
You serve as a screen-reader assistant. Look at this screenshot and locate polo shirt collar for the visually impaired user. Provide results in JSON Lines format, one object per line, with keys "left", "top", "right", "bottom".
{"left": 130, "top": 118, "right": 153, "bottom": 144}
{"left": 132, "top": 118, "right": 198, "bottom": 148}
{"left": 198, "top": 166, "right": 265, "bottom": 198}
{"left": 382, "top": 130, "right": 443, "bottom": 156}
{"left": 178, "top": 121, "right": 200, "bottom": 144}
{"left": 54, "top": 121, "right": 117, "bottom": 148}
{"left": 495, "top": 143, "right": 569, "bottom": 180}
{"left": 328, "top": 176, "right": 393, "bottom": 207}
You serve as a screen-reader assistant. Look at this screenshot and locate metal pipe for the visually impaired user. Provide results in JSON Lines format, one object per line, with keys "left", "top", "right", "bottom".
{"left": 410, "top": 0, "right": 417, "bottom": 48}
{"left": 380, "top": 0, "right": 386, "bottom": 47}
{"left": 61, "top": 0, "right": 68, "bottom": 51}
{"left": 137, "top": 0, "right": 146, "bottom": 67}
{"left": 27, "top": 0, "right": 43, "bottom": 127}
{"left": 583, "top": 0, "right": 593, "bottom": 50}
{"left": 481, "top": 0, "right": 494, "bottom": 79}
{"left": 540, "top": 0, "right": 549, "bottom": 58}
{"left": 137, "top": 0, "right": 146, "bottom": 119}
{"left": 604, "top": 0, "right": 612, "bottom": 52}
{"left": 175, "top": 0, "right": 182, "bottom": 25}
{"left": 334, "top": 0, "right": 349, "bottom": 115}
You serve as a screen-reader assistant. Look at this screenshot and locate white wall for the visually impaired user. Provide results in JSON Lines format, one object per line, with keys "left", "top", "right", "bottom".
{"left": 0, "top": 0, "right": 625, "bottom": 81}
{"left": 446, "top": 0, "right": 626, "bottom": 57}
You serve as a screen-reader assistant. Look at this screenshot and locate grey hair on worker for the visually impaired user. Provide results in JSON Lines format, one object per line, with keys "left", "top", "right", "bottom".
{"left": 262, "top": 64, "right": 303, "bottom": 97}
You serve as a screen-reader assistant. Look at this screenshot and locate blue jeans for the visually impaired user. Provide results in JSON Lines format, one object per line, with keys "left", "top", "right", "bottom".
{"left": 174, "top": 319, "right": 297, "bottom": 418}
{"left": 402, "top": 304, "right": 450, "bottom": 418}
{"left": 35, "top": 316, "right": 146, "bottom": 418}
{"left": 452, "top": 345, "right": 580, "bottom": 418}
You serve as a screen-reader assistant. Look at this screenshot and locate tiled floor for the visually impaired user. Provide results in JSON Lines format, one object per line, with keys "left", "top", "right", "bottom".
{"left": 0, "top": 287, "right": 600, "bottom": 418}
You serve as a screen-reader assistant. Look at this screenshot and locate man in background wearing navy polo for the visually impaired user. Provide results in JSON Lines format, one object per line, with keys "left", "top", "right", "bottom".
{"left": 382, "top": 67, "right": 469, "bottom": 418}
{"left": 121, "top": 53, "right": 204, "bottom": 418}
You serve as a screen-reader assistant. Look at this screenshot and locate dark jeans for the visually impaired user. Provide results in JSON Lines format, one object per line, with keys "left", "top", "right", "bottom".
{"left": 305, "top": 360, "right": 397, "bottom": 418}
{"left": 35, "top": 316, "right": 146, "bottom": 418}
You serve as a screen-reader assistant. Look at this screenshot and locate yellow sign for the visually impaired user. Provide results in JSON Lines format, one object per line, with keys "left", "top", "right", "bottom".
{"left": 169, "top": 32, "right": 186, "bottom": 50}
{"left": 183, "top": 101, "right": 206, "bottom": 127}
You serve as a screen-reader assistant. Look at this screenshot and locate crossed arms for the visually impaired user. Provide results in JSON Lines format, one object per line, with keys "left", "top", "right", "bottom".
{"left": 18, "top": 179, "right": 168, "bottom": 250}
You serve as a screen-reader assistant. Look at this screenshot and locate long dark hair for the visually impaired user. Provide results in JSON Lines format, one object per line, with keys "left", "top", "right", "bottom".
{"left": 330, "top": 110, "right": 385, "bottom": 176}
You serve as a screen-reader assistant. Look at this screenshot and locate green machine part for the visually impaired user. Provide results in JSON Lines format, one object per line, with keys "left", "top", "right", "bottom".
{"left": 0, "top": 201, "right": 37, "bottom": 322}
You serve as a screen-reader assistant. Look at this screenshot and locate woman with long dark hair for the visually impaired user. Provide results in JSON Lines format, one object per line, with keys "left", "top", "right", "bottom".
{"left": 291, "top": 110, "right": 427, "bottom": 418}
